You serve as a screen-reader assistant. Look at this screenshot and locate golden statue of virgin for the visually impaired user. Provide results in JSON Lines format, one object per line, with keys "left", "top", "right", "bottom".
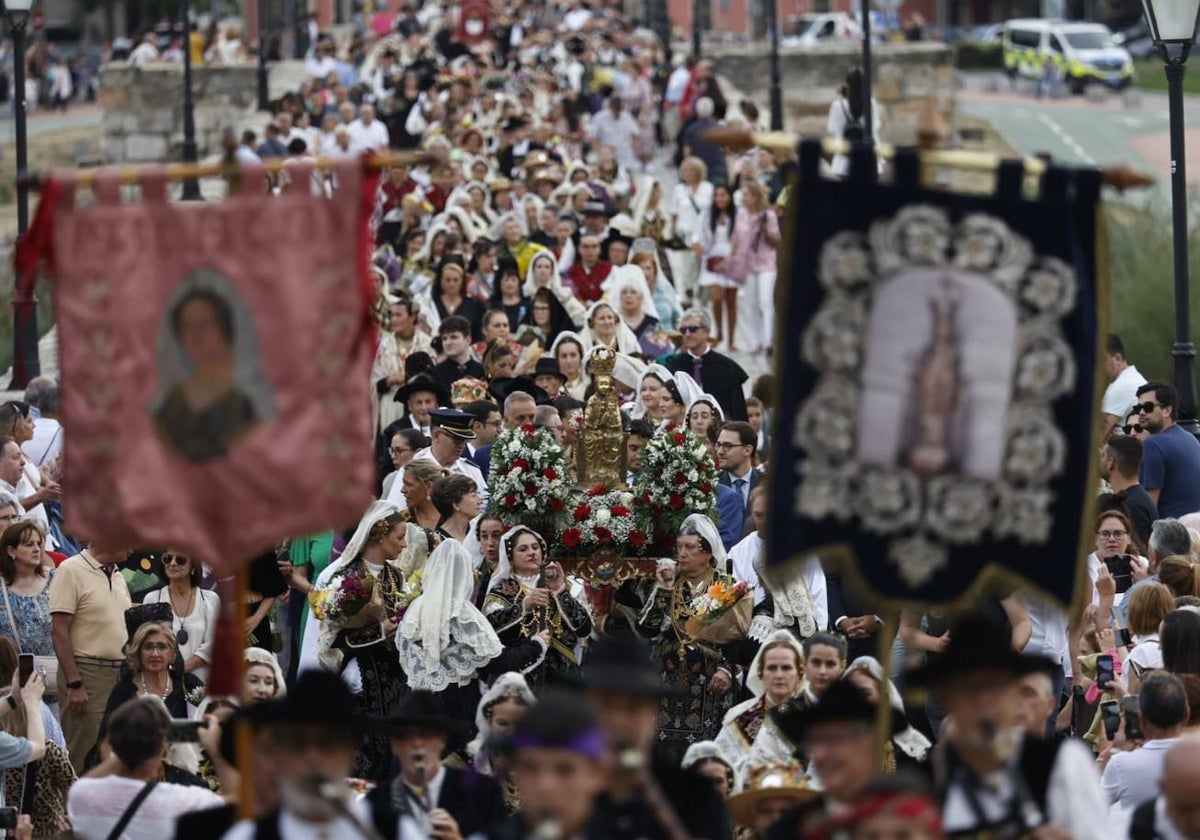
{"left": 577, "top": 346, "right": 627, "bottom": 489}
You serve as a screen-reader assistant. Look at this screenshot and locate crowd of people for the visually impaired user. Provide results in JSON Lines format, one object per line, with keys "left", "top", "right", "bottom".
{"left": 1, "top": 1, "right": 1199, "bottom": 839}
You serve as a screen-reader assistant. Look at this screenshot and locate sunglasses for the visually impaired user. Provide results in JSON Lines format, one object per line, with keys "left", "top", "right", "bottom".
{"left": 1135, "top": 402, "right": 1161, "bottom": 415}
{"left": 162, "top": 553, "right": 191, "bottom": 566}
{"left": 1124, "top": 424, "right": 1145, "bottom": 435}
{"left": 679, "top": 325, "right": 704, "bottom": 334}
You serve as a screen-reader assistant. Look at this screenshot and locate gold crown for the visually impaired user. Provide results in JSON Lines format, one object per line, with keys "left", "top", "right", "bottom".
{"left": 589, "top": 345, "right": 616, "bottom": 377}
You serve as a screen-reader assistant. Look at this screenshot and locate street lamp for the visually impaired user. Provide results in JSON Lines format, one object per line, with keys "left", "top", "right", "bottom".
{"left": 5, "top": 0, "right": 37, "bottom": 389}
{"left": 768, "top": 0, "right": 782, "bottom": 130}
{"left": 258, "top": 0, "right": 270, "bottom": 112}
{"left": 179, "top": 0, "right": 201, "bottom": 200}
{"left": 1142, "top": 0, "right": 1200, "bottom": 435}
{"left": 692, "top": 0, "right": 702, "bottom": 59}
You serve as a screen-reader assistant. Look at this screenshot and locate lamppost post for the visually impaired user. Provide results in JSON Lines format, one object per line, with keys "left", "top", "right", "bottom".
{"left": 1143, "top": 0, "right": 1200, "bottom": 436}
{"left": 179, "top": 0, "right": 202, "bottom": 200}
{"left": 768, "top": 0, "right": 782, "bottom": 130}
{"left": 257, "top": 0, "right": 270, "bottom": 111}
{"left": 692, "top": 0, "right": 701, "bottom": 59}
{"left": 7, "top": 0, "right": 37, "bottom": 390}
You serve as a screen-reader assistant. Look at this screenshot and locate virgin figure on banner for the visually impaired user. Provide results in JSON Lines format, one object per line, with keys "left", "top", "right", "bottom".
{"left": 856, "top": 271, "right": 1018, "bottom": 483}
{"left": 150, "top": 266, "right": 278, "bottom": 463}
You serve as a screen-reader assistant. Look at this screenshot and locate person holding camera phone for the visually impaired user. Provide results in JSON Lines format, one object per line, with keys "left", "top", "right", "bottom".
{"left": 0, "top": 665, "right": 46, "bottom": 810}
{"left": 1098, "top": 672, "right": 1190, "bottom": 813}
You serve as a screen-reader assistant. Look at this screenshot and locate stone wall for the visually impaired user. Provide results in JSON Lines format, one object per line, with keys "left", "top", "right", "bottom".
{"left": 709, "top": 42, "right": 956, "bottom": 146}
{"left": 98, "top": 64, "right": 262, "bottom": 164}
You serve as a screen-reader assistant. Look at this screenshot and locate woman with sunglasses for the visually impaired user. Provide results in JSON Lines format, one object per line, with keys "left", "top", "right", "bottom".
{"left": 142, "top": 551, "right": 220, "bottom": 685}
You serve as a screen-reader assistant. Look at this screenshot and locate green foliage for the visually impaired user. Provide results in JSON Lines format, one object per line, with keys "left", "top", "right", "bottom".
{"left": 955, "top": 43, "right": 1004, "bottom": 71}
{"left": 1107, "top": 200, "right": 1200, "bottom": 386}
{"left": 1132, "top": 60, "right": 1200, "bottom": 95}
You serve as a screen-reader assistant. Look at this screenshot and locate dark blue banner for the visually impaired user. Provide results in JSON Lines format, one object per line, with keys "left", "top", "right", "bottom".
{"left": 766, "top": 141, "right": 1103, "bottom": 610}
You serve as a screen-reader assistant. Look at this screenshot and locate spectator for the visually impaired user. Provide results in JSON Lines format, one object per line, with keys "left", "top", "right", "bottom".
{"left": 1136, "top": 382, "right": 1200, "bottom": 518}
{"left": 49, "top": 546, "right": 133, "bottom": 774}
{"left": 666, "top": 309, "right": 748, "bottom": 422}
{"left": 66, "top": 698, "right": 231, "bottom": 839}
{"left": 1101, "top": 334, "right": 1147, "bottom": 441}
{"left": 1101, "top": 672, "right": 1189, "bottom": 812}
{"left": 1101, "top": 434, "right": 1156, "bottom": 547}
{"left": 1127, "top": 737, "right": 1200, "bottom": 839}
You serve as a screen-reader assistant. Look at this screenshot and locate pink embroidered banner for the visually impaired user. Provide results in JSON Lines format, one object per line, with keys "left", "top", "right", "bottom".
{"left": 17, "top": 161, "right": 380, "bottom": 572}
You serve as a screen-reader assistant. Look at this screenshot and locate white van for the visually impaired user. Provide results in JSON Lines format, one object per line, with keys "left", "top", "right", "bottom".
{"left": 1002, "top": 19, "right": 1134, "bottom": 93}
{"left": 781, "top": 13, "right": 862, "bottom": 46}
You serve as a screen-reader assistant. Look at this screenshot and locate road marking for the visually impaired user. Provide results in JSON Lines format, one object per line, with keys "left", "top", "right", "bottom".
{"left": 1036, "top": 113, "right": 1099, "bottom": 166}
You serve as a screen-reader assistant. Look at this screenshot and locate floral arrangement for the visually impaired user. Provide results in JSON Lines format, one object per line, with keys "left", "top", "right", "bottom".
{"left": 486, "top": 424, "right": 572, "bottom": 537}
{"left": 309, "top": 570, "right": 376, "bottom": 623}
{"left": 634, "top": 422, "right": 719, "bottom": 551}
{"left": 684, "top": 580, "right": 753, "bottom": 644}
{"left": 391, "top": 569, "right": 424, "bottom": 623}
{"left": 559, "top": 485, "right": 651, "bottom": 555}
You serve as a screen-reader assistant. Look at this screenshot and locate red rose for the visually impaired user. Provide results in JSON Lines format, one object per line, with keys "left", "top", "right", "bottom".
{"left": 562, "top": 528, "right": 581, "bottom": 548}
{"left": 652, "top": 504, "right": 664, "bottom": 516}
{"left": 513, "top": 458, "right": 529, "bottom": 470}
{"left": 630, "top": 530, "right": 646, "bottom": 547}
{"left": 699, "top": 481, "right": 712, "bottom": 493}
{"left": 611, "top": 505, "right": 630, "bottom": 517}
{"left": 549, "top": 498, "right": 564, "bottom": 512}
{"left": 504, "top": 494, "right": 517, "bottom": 507}
{"left": 674, "top": 471, "right": 687, "bottom": 486}
{"left": 594, "top": 526, "right": 612, "bottom": 543}
{"left": 669, "top": 493, "right": 684, "bottom": 510}
{"left": 524, "top": 485, "right": 538, "bottom": 496}
{"left": 574, "top": 504, "right": 592, "bottom": 522}
{"left": 543, "top": 467, "right": 558, "bottom": 480}
{"left": 588, "top": 484, "right": 608, "bottom": 497}
{"left": 673, "top": 433, "right": 686, "bottom": 445}
{"left": 641, "top": 493, "right": 652, "bottom": 505}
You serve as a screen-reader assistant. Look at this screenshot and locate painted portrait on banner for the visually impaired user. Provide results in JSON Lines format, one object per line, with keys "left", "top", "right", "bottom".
{"left": 150, "top": 268, "right": 278, "bottom": 463}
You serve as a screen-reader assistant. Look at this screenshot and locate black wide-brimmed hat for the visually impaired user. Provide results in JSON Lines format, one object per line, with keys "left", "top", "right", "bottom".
{"left": 905, "top": 612, "right": 1055, "bottom": 689}
{"left": 488, "top": 375, "right": 551, "bottom": 406}
{"left": 243, "top": 670, "right": 367, "bottom": 735}
{"left": 578, "top": 634, "right": 681, "bottom": 698}
{"left": 770, "top": 681, "right": 902, "bottom": 750}
{"left": 381, "top": 691, "right": 468, "bottom": 735}
{"left": 533, "top": 357, "right": 567, "bottom": 384}
{"left": 395, "top": 372, "right": 451, "bottom": 405}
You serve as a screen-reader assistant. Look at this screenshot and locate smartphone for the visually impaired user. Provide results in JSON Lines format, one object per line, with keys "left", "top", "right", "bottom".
{"left": 1114, "top": 627, "right": 1132, "bottom": 648}
{"left": 1103, "top": 554, "right": 1133, "bottom": 593}
{"left": 1096, "top": 654, "right": 1115, "bottom": 691}
{"left": 1124, "top": 696, "right": 1144, "bottom": 741}
{"left": 1100, "top": 700, "right": 1121, "bottom": 740}
{"left": 167, "top": 719, "right": 204, "bottom": 743}
{"left": 17, "top": 653, "right": 33, "bottom": 688}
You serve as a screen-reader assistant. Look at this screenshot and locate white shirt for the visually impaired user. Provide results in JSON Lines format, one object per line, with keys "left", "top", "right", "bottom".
{"left": 348, "top": 118, "right": 389, "bottom": 154}
{"left": 127, "top": 42, "right": 160, "bottom": 66}
{"left": 69, "top": 776, "right": 224, "bottom": 840}
{"left": 384, "top": 448, "right": 488, "bottom": 509}
{"left": 941, "top": 737, "right": 1111, "bottom": 838}
{"left": 1022, "top": 594, "right": 1070, "bottom": 678}
{"left": 397, "top": 766, "right": 447, "bottom": 839}
{"left": 305, "top": 55, "right": 339, "bottom": 79}
{"left": 672, "top": 182, "right": 713, "bottom": 240}
{"left": 222, "top": 800, "right": 373, "bottom": 840}
{"left": 727, "top": 535, "right": 828, "bottom": 631}
{"left": 23, "top": 416, "right": 62, "bottom": 469}
{"left": 234, "top": 145, "right": 261, "bottom": 166}
{"left": 1102, "top": 738, "right": 1181, "bottom": 810}
{"left": 665, "top": 66, "right": 691, "bottom": 105}
{"left": 1103, "top": 365, "right": 1148, "bottom": 419}
{"left": 141, "top": 587, "right": 221, "bottom": 683}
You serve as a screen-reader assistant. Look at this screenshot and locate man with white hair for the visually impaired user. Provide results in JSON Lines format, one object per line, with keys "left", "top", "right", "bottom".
{"left": 665, "top": 308, "right": 748, "bottom": 421}
{"left": 348, "top": 103, "right": 390, "bottom": 153}
{"left": 1128, "top": 737, "right": 1200, "bottom": 839}
{"left": 682, "top": 97, "right": 727, "bottom": 183}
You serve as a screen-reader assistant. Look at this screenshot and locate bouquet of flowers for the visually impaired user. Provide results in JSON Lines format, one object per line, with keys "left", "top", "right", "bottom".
{"left": 391, "top": 569, "right": 424, "bottom": 623}
{"left": 634, "top": 422, "right": 719, "bottom": 551}
{"left": 684, "top": 580, "right": 753, "bottom": 644}
{"left": 309, "top": 570, "right": 377, "bottom": 626}
{"left": 486, "top": 424, "right": 572, "bottom": 537}
{"left": 559, "top": 484, "right": 651, "bottom": 555}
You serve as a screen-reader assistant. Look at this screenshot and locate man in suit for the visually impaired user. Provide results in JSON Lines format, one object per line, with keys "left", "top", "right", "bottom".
{"left": 394, "top": 370, "right": 451, "bottom": 438}
{"left": 666, "top": 309, "right": 748, "bottom": 421}
{"left": 824, "top": 572, "right": 888, "bottom": 663}
{"left": 369, "top": 692, "right": 507, "bottom": 839}
{"left": 472, "top": 390, "right": 537, "bottom": 477}
{"left": 717, "top": 421, "right": 763, "bottom": 531}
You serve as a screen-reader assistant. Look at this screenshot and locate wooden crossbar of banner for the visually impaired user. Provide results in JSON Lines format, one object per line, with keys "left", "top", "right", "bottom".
{"left": 15, "top": 148, "right": 435, "bottom": 191}
{"left": 701, "top": 126, "right": 1156, "bottom": 193}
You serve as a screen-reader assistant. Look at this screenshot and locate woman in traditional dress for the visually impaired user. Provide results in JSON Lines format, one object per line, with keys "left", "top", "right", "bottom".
{"left": 396, "top": 540, "right": 546, "bottom": 731}
{"left": 306, "top": 501, "right": 411, "bottom": 780}
{"left": 715, "top": 630, "right": 805, "bottom": 780}
{"left": 431, "top": 256, "right": 486, "bottom": 341}
{"left": 516, "top": 287, "right": 572, "bottom": 350}
{"left": 551, "top": 332, "right": 591, "bottom": 401}
{"left": 629, "top": 239, "right": 683, "bottom": 332}
{"left": 637, "top": 513, "right": 742, "bottom": 765}
{"left": 483, "top": 526, "right": 593, "bottom": 687}
{"left": 579, "top": 301, "right": 640, "bottom": 357}
{"left": 687, "top": 395, "right": 724, "bottom": 442}
{"left": 744, "top": 632, "right": 848, "bottom": 771}
{"left": 632, "top": 364, "right": 675, "bottom": 421}
{"left": 842, "top": 657, "right": 931, "bottom": 771}
{"left": 605, "top": 264, "right": 674, "bottom": 360}
{"left": 371, "top": 296, "right": 435, "bottom": 433}
{"left": 522, "top": 250, "right": 587, "bottom": 328}
{"left": 681, "top": 741, "right": 737, "bottom": 798}
{"left": 445, "top": 672, "right": 536, "bottom": 813}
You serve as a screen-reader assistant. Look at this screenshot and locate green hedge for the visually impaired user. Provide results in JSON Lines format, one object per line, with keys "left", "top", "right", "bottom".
{"left": 955, "top": 43, "right": 1005, "bottom": 70}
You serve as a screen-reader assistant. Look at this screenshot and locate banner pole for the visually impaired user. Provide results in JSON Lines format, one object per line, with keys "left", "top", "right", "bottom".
{"left": 874, "top": 610, "right": 899, "bottom": 771}
{"left": 235, "top": 562, "right": 254, "bottom": 820}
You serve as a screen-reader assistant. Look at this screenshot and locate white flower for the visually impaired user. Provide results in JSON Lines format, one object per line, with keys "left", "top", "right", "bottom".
{"left": 620, "top": 492, "right": 635, "bottom": 507}
{"left": 596, "top": 509, "right": 611, "bottom": 523}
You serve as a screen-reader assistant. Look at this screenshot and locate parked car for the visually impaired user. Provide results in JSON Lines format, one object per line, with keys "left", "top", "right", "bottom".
{"left": 781, "top": 12, "right": 862, "bottom": 46}
{"left": 1003, "top": 19, "right": 1134, "bottom": 93}
{"left": 965, "top": 23, "right": 1004, "bottom": 44}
